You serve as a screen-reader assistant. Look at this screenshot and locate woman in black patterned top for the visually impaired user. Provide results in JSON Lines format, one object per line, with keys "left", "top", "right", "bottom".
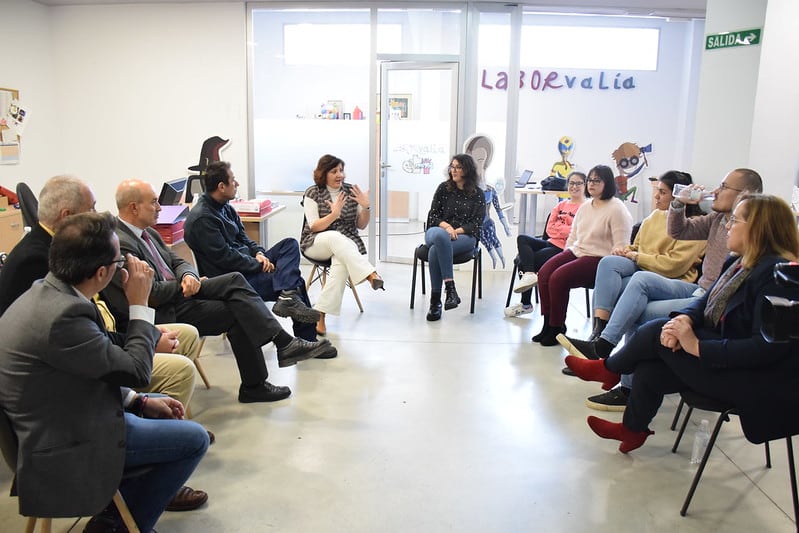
{"left": 424, "top": 154, "right": 485, "bottom": 321}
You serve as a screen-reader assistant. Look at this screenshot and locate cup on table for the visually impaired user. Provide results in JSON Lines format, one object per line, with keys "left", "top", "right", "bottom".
{"left": 673, "top": 183, "right": 714, "bottom": 203}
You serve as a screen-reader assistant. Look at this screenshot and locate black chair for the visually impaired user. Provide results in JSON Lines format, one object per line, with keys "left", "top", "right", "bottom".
{"left": 668, "top": 389, "right": 796, "bottom": 523}
{"left": 15, "top": 182, "right": 37, "bottom": 227}
{"left": 185, "top": 136, "right": 229, "bottom": 203}
{"left": 410, "top": 244, "right": 482, "bottom": 313}
{"left": 0, "top": 408, "right": 144, "bottom": 532}
{"left": 303, "top": 253, "right": 364, "bottom": 313}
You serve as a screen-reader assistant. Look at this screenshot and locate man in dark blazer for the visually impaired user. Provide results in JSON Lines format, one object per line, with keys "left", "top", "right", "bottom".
{"left": 0, "top": 212, "right": 208, "bottom": 533}
{"left": 104, "top": 179, "right": 336, "bottom": 403}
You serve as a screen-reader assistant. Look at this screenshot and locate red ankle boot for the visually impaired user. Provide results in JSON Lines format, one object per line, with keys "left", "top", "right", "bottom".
{"left": 564, "top": 355, "right": 620, "bottom": 390}
{"left": 587, "top": 416, "right": 654, "bottom": 453}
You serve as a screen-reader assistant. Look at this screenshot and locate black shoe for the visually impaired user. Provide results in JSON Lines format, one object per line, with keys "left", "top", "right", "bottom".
{"left": 561, "top": 366, "right": 576, "bottom": 376}
{"left": 238, "top": 380, "right": 291, "bottom": 403}
{"left": 315, "top": 345, "right": 338, "bottom": 359}
{"left": 532, "top": 316, "right": 550, "bottom": 342}
{"left": 277, "top": 337, "right": 333, "bottom": 367}
{"left": 369, "top": 276, "right": 385, "bottom": 291}
{"left": 588, "top": 317, "right": 608, "bottom": 341}
{"left": 444, "top": 282, "right": 460, "bottom": 310}
{"left": 84, "top": 503, "right": 123, "bottom": 533}
{"left": 272, "top": 290, "right": 321, "bottom": 323}
{"left": 539, "top": 325, "right": 566, "bottom": 346}
{"left": 585, "top": 387, "right": 629, "bottom": 412}
{"left": 556, "top": 334, "right": 613, "bottom": 359}
{"left": 426, "top": 302, "right": 442, "bottom": 321}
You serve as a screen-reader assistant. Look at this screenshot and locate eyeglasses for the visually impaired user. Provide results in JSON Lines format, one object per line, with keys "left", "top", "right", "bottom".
{"left": 728, "top": 215, "right": 747, "bottom": 225}
{"left": 448, "top": 165, "right": 463, "bottom": 172}
{"left": 718, "top": 182, "right": 743, "bottom": 192}
{"left": 108, "top": 257, "right": 126, "bottom": 269}
{"left": 568, "top": 181, "right": 585, "bottom": 187}
{"left": 586, "top": 178, "right": 603, "bottom": 184}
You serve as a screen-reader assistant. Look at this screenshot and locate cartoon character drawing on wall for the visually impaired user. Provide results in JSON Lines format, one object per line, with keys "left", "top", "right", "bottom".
{"left": 550, "top": 136, "right": 575, "bottom": 179}
{"left": 481, "top": 184, "right": 512, "bottom": 268}
{"left": 611, "top": 141, "right": 653, "bottom": 204}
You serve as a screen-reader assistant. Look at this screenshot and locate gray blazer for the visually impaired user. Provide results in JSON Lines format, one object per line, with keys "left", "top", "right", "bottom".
{"left": 0, "top": 274, "right": 159, "bottom": 517}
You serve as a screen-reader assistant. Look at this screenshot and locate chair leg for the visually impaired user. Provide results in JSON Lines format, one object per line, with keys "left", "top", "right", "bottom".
{"left": 680, "top": 409, "right": 733, "bottom": 517}
{"left": 410, "top": 255, "right": 418, "bottom": 309}
{"left": 193, "top": 358, "right": 211, "bottom": 390}
{"left": 534, "top": 285, "right": 539, "bottom": 304}
{"left": 672, "top": 405, "right": 694, "bottom": 453}
{"left": 786, "top": 436, "right": 799, "bottom": 533}
{"left": 348, "top": 277, "right": 364, "bottom": 312}
{"left": 671, "top": 398, "right": 686, "bottom": 431}
{"left": 24, "top": 517, "right": 39, "bottom": 533}
{"left": 320, "top": 267, "right": 328, "bottom": 288}
{"left": 306, "top": 265, "right": 318, "bottom": 291}
{"left": 506, "top": 262, "right": 518, "bottom": 307}
{"left": 477, "top": 251, "right": 482, "bottom": 299}
{"left": 114, "top": 489, "right": 141, "bottom": 533}
{"left": 470, "top": 253, "right": 478, "bottom": 314}
{"left": 421, "top": 259, "right": 426, "bottom": 295}
{"left": 585, "top": 288, "right": 591, "bottom": 316}
{"left": 765, "top": 440, "right": 771, "bottom": 468}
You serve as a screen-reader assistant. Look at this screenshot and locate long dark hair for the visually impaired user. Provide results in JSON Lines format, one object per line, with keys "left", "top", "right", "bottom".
{"left": 446, "top": 154, "right": 479, "bottom": 195}
{"left": 587, "top": 164, "right": 617, "bottom": 200}
{"left": 658, "top": 170, "right": 702, "bottom": 217}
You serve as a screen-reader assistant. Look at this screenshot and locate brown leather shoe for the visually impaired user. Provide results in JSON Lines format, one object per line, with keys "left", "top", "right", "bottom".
{"left": 165, "top": 485, "right": 208, "bottom": 512}
{"left": 206, "top": 429, "right": 215, "bottom": 445}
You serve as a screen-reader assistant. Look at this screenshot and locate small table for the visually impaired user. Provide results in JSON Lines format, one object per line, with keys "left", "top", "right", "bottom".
{"left": 239, "top": 204, "right": 287, "bottom": 248}
{"left": 515, "top": 188, "right": 570, "bottom": 236}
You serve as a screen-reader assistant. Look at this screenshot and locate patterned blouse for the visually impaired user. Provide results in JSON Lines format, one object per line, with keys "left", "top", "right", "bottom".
{"left": 426, "top": 181, "right": 485, "bottom": 237}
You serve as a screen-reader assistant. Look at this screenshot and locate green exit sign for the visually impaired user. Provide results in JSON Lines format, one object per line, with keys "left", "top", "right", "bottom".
{"left": 706, "top": 28, "right": 762, "bottom": 50}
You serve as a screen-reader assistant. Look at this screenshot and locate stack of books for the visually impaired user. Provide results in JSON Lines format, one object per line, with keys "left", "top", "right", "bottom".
{"left": 155, "top": 205, "right": 188, "bottom": 244}
{"left": 230, "top": 198, "right": 273, "bottom": 217}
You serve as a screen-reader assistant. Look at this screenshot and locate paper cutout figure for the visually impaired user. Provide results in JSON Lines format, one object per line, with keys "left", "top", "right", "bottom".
{"left": 549, "top": 136, "right": 574, "bottom": 180}
{"left": 611, "top": 141, "right": 652, "bottom": 204}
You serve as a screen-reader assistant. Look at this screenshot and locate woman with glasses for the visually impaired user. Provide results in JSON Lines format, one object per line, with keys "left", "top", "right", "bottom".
{"left": 301, "top": 154, "right": 384, "bottom": 336}
{"left": 504, "top": 171, "right": 587, "bottom": 318}
{"left": 558, "top": 170, "right": 706, "bottom": 346}
{"left": 424, "top": 154, "right": 485, "bottom": 321}
{"left": 533, "top": 165, "right": 632, "bottom": 345}
{"left": 565, "top": 194, "right": 799, "bottom": 453}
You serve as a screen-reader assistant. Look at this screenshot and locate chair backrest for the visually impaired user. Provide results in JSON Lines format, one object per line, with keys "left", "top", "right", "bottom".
{"left": 15, "top": 182, "right": 38, "bottom": 227}
{"left": 187, "top": 136, "right": 229, "bottom": 173}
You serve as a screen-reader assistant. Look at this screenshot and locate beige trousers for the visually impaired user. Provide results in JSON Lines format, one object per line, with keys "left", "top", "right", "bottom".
{"left": 135, "top": 323, "right": 202, "bottom": 408}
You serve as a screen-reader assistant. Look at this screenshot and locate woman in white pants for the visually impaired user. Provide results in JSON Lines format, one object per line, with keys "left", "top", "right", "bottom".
{"left": 301, "top": 154, "right": 384, "bottom": 335}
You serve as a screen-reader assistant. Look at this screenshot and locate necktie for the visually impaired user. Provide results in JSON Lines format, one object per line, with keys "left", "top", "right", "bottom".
{"left": 141, "top": 230, "right": 175, "bottom": 280}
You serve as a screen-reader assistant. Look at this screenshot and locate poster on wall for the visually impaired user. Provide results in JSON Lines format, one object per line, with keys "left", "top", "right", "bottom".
{"left": 0, "top": 88, "right": 26, "bottom": 165}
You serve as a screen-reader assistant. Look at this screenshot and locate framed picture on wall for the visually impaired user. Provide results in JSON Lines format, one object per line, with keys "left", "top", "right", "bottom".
{"left": 388, "top": 94, "right": 411, "bottom": 119}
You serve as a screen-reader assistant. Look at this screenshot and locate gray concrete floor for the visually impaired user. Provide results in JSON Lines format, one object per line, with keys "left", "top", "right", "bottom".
{"left": 1, "top": 262, "right": 796, "bottom": 532}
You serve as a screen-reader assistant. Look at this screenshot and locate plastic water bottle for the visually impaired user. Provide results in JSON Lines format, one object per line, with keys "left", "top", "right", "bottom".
{"left": 690, "top": 419, "right": 711, "bottom": 464}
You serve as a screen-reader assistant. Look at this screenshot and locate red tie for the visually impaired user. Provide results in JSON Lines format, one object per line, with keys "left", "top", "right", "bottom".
{"left": 141, "top": 231, "right": 175, "bottom": 281}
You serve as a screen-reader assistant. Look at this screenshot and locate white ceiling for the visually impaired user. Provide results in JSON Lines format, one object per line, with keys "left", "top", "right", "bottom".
{"left": 32, "top": 0, "right": 708, "bottom": 19}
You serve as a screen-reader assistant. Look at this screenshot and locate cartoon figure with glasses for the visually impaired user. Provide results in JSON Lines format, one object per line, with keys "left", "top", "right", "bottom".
{"left": 611, "top": 141, "right": 653, "bottom": 204}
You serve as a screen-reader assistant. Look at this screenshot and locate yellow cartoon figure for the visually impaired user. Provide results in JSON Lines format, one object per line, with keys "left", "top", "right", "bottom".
{"left": 550, "top": 136, "right": 574, "bottom": 180}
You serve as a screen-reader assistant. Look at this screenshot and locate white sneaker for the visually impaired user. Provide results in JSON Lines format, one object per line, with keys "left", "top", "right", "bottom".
{"left": 504, "top": 303, "right": 534, "bottom": 317}
{"left": 514, "top": 272, "right": 538, "bottom": 293}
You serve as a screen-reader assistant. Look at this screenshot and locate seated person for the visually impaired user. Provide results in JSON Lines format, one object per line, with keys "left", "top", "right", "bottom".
{"left": 423, "top": 153, "right": 485, "bottom": 321}
{"left": 558, "top": 169, "right": 763, "bottom": 411}
{"left": 558, "top": 170, "right": 706, "bottom": 350}
{"left": 505, "top": 171, "right": 586, "bottom": 317}
{"left": 565, "top": 194, "right": 799, "bottom": 453}
{"left": 105, "top": 179, "right": 336, "bottom": 403}
{"left": 183, "top": 161, "right": 320, "bottom": 342}
{"left": 533, "top": 165, "right": 632, "bottom": 346}
{"left": 0, "top": 212, "right": 209, "bottom": 532}
{"left": 301, "top": 154, "right": 384, "bottom": 335}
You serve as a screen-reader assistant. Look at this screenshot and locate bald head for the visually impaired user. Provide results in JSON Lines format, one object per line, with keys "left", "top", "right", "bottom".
{"left": 37, "top": 175, "right": 96, "bottom": 227}
{"left": 116, "top": 179, "right": 161, "bottom": 229}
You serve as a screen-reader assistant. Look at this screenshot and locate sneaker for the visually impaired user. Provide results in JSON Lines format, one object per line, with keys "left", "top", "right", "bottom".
{"left": 504, "top": 303, "right": 533, "bottom": 317}
{"left": 514, "top": 272, "right": 538, "bottom": 293}
{"left": 585, "top": 387, "right": 629, "bottom": 412}
{"left": 272, "top": 290, "right": 321, "bottom": 323}
{"left": 277, "top": 337, "right": 333, "bottom": 367}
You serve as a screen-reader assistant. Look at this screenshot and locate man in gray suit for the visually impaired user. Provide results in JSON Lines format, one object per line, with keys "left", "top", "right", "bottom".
{"left": 103, "top": 179, "right": 336, "bottom": 403}
{"left": 0, "top": 212, "right": 209, "bottom": 533}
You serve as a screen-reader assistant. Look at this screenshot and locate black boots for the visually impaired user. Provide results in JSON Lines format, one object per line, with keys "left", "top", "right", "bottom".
{"left": 588, "top": 317, "right": 608, "bottom": 341}
{"left": 444, "top": 281, "right": 461, "bottom": 310}
{"left": 532, "top": 316, "right": 566, "bottom": 346}
{"left": 427, "top": 291, "right": 443, "bottom": 321}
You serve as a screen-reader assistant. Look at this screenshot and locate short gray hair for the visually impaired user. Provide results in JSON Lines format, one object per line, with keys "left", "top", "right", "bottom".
{"left": 37, "top": 175, "right": 89, "bottom": 226}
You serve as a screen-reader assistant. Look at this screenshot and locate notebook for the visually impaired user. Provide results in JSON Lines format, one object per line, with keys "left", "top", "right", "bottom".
{"left": 514, "top": 170, "right": 534, "bottom": 188}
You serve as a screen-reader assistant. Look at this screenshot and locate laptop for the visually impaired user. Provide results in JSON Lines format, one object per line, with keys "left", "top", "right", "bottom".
{"left": 514, "top": 170, "right": 535, "bottom": 188}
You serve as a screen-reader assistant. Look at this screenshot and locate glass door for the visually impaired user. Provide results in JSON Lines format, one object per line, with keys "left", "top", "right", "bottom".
{"left": 378, "top": 61, "right": 459, "bottom": 263}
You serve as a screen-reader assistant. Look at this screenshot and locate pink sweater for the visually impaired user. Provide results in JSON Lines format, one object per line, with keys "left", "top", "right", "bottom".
{"left": 566, "top": 197, "right": 633, "bottom": 257}
{"left": 544, "top": 200, "right": 583, "bottom": 249}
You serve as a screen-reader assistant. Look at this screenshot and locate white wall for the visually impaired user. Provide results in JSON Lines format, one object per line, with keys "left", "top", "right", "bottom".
{"left": 691, "top": 0, "right": 766, "bottom": 185}
{"left": 748, "top": 0, "right": 799, "bottom": 197}
{"left": 0, "top": 0, "right": 59, "bottom": 197}
{"left": 49, "top": 2, "right": 249, "bottom": 212}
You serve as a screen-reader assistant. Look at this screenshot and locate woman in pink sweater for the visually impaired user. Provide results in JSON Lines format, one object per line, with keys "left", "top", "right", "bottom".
{"left": 533, "top": 164, "right": 632, "bottom": 346}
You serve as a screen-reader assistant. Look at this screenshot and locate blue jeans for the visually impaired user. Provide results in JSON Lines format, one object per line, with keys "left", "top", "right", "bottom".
{"left": 592, "top": 255, "right": 639, "bottom": 313}
{"left": 601, "top": 271, "right": 700, "bottom": 346}
{"left": 121, "top": 413, "right": 209, "bottom": 532}
{"left": 424, "top": 227, "right": 477, "bottom": 291}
